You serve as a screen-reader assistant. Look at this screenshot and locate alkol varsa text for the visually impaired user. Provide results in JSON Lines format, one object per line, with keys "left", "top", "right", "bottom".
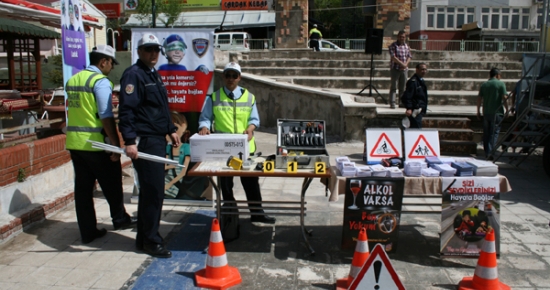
{"left": 362, "top": 184, "right": 394, "bottom": 206}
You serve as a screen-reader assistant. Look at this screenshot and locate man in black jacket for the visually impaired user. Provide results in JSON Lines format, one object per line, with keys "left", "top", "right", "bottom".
{"left": 118, "top": 33, "right": 181, "bottom": 258}
{"left": 401, "top": 63, "right": 428, "bottom": 129}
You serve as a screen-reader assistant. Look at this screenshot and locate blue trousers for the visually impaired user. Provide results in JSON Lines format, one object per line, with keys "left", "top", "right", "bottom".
{"left": 483, "top": 114, "right": 502, "bottom": 157}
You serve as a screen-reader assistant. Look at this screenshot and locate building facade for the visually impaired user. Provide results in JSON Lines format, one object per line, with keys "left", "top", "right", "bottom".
{"left": 410, "top": 0, "right": 543, "bottom": 42}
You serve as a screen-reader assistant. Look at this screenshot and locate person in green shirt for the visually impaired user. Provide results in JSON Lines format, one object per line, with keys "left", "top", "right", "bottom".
{"left": 477, "top": 68, "right": 508, "bottom": 160}
{"left": 309, "top": 24, "right": 323, "bottom": 52}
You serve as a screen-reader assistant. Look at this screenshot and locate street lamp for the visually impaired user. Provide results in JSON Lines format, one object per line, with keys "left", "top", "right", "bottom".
{"left": 152, "top": 0, "right": 156, "bottom": 28}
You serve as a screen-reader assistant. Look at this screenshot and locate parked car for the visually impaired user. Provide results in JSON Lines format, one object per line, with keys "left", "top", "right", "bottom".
{"left": 308, "top": 39, "right": 350, "bottom": 52}
{"left": 213, "top": 32, "right": 251, "bottom": 52}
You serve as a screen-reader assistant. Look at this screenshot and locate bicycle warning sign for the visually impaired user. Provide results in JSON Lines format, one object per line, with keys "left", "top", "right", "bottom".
{"left": 366, "top": 128, "right": 402, "bottom": 163}
{"left": 404, "top": 130, "right": 440, "bottom": 160}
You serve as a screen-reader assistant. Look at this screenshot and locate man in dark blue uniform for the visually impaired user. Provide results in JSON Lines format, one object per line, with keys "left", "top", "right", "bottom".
{"left": 118, "top": 33, "right": 181, "bottom": 258}
{"left": 401, "top": 63, "right": 428, "bottom": 129}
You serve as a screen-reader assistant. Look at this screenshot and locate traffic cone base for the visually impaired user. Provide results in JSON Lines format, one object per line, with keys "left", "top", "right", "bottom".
{"left": 335, "top": 278, "right": 349, "bottom": 290}
{"left": 195, "top": 266, "right": 242, "bottom": 290}
{"left": 458, "top": 276, "right": 511, "bottom": 290}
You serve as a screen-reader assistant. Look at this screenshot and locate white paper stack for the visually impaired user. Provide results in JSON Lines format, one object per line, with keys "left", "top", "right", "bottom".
{"left": 404, "top": 160, "right": 428, "bottom": 169}
{"left": 340, "top": 161, "right": 357, "bottom": 177}
{"left": 439, "top": 157, "right": 455, "bottom": 165}
{"left": 451, "top": 161, "right": 474, "bottom": 176}
{"left": 404, "top": 162, "right": 423, "bottom": 177}
{"left": 466, "top": 159, "right": 499, "bottom": 176}
{"left": 422, "top": 167, "right": 440, "bottom": 177}
{"left": 432, "top": 163, "right": 457, "bottom": 177}
{"left": 336, "top": 156, "right": 351, "bottom": 172}
{"left": 355, "top": 165, "right": 372, "bottom": 177}
{"left": 425, "top": 156, "right": 441, "bottom": 168}
{"left": 388, "top": 166, "right": 403, "bottom": 177}
{"left": 370, "top": 164, "right": 389, "bottom": 177}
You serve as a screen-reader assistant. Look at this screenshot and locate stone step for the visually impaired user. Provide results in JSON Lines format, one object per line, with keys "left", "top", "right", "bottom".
{"left": 275, "top": 76, "right": 517, "bottom": 92}
{"left": 338, "top": 89, "right": 480, "bottom": 106}
{"left": 437, "top": 128, "right": 474, "bottom": 141}
{"left": 240, "top": 59, "right": 524, "bottom": 70}
{"left": 246, "top": 50, "right": 524, "bottom": 63}
{"left": 242, "top": 67, "right": 522, "bottom": 79}
{"left": 423, "top": 117, "right": 471, "bottom": 129}
{"left": 440, "top": 140, "right": 478, "bottom": 155}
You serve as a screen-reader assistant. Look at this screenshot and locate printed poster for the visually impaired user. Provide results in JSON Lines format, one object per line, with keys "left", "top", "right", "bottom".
{"left": 131, "top": 28, "right": 215, "bottom": 113}
{"left": 342, "top": 177, "right": 405, "bottom": 253}
{"left": 440, "top": 177, "right": 501, "bottom": 258}
{"left": 61, "top": 0, "right": 88, "bottom": 121}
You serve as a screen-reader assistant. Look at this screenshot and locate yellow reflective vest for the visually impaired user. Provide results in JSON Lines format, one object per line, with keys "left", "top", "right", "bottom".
{"left": 65, "top": 70, "right": 112, "bottom": 151}
{"left": 212, "top": 89, "right": 256, "bottom": 153}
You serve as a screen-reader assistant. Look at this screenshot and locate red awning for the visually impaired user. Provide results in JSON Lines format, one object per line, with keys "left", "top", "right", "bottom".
{"left": 0, "top": 0, "right": 102, "bottom": 29}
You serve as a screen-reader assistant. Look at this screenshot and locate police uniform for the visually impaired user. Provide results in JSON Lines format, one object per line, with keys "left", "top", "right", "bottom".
{"left": 118, "top": 59, "right": 177, "bottom": 248}
{"left": 401, "top": 73, "right": 428, "bottom": 129}
{"left": 66, "top": 65, "right": 131, "bottom": 243}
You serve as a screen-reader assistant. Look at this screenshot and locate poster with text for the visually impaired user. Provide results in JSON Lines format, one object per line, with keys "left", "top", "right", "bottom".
{"left": 61, "top": 0, "right": 88, "bottom": 121}
{"left": 440, "top": 177, "right": 501, "bottom": 258}
{"left": 131, "top": 28, "right": 214, "bottom": 113}
{"left": 342, "top": 177, "right": 404, "bottom": 253}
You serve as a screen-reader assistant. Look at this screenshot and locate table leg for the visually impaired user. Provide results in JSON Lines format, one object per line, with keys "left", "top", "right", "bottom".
{"left": 301, "top": 177, "right": 315, "bottom": 255}
{"left": 207, "top": 176, "right": 222, "bottom": 221}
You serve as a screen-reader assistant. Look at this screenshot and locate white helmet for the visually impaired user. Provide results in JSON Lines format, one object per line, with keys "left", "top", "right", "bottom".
{"left": 137, "top": 33, "right": 161, "bottom": 48}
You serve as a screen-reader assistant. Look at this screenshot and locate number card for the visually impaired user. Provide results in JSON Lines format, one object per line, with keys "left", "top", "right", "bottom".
{"left": 263, "top": 161, "right": 275, "bottom": 173}
{"left": 315, "top": 162, "right": 326, "bottom": 174}
{"left": 287, "top": 161, "right": 297, "bottom": 173}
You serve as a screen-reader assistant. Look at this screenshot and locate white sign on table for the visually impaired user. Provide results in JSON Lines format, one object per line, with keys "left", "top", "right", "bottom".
{"left": 366, "top": 128, "right": 402, "bottom": 164}
{"left": 404, "top": 129, "right": 440, "bottom": 160}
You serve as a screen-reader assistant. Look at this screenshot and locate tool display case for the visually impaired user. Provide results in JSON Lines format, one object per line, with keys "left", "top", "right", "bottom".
{"left": 275, "top": 119, "right": 330, "bottom": 169}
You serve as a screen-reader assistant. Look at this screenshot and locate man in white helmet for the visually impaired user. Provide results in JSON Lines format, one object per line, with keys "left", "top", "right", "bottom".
{"left": 118, "top": 33, "right": 181, "bottom": 258}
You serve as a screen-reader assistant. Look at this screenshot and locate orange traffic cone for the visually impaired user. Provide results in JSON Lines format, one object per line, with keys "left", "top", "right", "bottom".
{"left": 335, "top": 227, "right": 370, "bottom": 289}
{"left": 195, "top": 218, "right": 242, "bottom": 290}
{"left": 458, "top": 229, "right": 510, "bottom": 290}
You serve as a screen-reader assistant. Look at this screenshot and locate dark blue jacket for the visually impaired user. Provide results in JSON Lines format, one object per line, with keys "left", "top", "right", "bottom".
{"left": 118, "top": 59, "right": 176, "bottom": 145}
{"left": 401, "top": 74, "right": 428, "bottom": 114}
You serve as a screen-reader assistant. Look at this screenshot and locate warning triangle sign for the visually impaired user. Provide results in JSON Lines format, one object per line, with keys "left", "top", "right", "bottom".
{"left": 348, "top": 244, "right": 405, "bottom": 290}
{"left": 407, "top": 134, "right": 438, "bottom": 158}
{"left": 369, "top": 133, "right": 400, "bottom": 158}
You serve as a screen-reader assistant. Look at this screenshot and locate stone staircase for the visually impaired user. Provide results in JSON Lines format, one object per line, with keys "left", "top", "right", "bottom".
{"left": 238, "top": 50, "right": 524, "bottom": 155}
{"left": 240, "top": 50, "right": 523, "bottom": 106}
{"left": 424, "top": 117, "right": 476, "bottom": 155}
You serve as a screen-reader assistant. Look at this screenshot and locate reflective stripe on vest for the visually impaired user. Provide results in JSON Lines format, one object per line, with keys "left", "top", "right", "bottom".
{"left": 212, "top": 89, "right": 256, "bottom": 153}
{"left": 65, "top": 70, "right": 112, "bottom": 151}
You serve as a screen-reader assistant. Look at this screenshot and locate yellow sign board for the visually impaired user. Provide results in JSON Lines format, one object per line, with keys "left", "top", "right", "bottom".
{"left": 183, "top": 0, "right": 219, "bottom": 7}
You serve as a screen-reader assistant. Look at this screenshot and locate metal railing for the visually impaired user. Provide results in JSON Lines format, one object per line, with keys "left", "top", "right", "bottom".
{"left": 243, "top": 39, "right": 539, "bottom": 52}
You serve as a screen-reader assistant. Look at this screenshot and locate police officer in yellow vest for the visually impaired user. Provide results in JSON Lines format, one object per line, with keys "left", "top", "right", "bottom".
{"left": 65, "top": 45, "right": 136, "bottom": 244}
{"left": 198, "top": 62, "right": 275, "bottom": 224}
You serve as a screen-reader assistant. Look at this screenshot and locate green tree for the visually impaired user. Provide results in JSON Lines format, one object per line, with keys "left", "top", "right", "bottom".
{"left": 315, "top": 0, "right": 342, "bottom": 38}
{"left": 135, "top": 0, "right": 184, "bottom": 28}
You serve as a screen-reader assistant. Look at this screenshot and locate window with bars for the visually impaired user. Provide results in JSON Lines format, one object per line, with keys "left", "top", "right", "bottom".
{"left": 426, "top": 6, "right": 475, "bottom": 29}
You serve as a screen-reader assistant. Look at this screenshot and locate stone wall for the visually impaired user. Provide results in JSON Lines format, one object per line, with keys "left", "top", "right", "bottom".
{"left": 274, "top": 0, "right": 309, "bottom": 49}
{"left": 376, "top": 0, "right": 411, "bottom": 47}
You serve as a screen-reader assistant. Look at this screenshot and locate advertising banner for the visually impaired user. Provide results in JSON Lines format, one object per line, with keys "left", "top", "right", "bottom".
{"left": 184, "top": 0, "right": 220, "bottom": 7}
{"left": 221, "top": 0, "right": 269, "bottom": 10}
{"left": 440, "top": 177, "right": 501, "bottom": 258}
{"left": 342, "top": 177, "right": 404, "bottom": 253}
{"left": 131, "top": 28, "right": 215, "bottom": 113}
{"left": 61, "top": 0, "right": 88, "bottom": 121}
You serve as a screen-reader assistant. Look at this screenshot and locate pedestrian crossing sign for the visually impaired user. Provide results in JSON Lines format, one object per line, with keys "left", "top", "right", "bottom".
{"left": 366, "top": 128, "right": 402, "bottom": 163}
{"left": 404, "top": 130, "right": 440, "bottom": 160}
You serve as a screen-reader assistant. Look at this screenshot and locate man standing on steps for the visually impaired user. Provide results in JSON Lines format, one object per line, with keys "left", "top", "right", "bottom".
{"left": 388, "top": 30, "right": 412, "bottom": 109}
{"left": 309, "top": 24, "right": 322, "bottom": 52}
{"left": 477, "top": 68, "right": 508, "bottom": 160}
{"left": 401, "top": 63, "right": 428, "bottom": 129}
